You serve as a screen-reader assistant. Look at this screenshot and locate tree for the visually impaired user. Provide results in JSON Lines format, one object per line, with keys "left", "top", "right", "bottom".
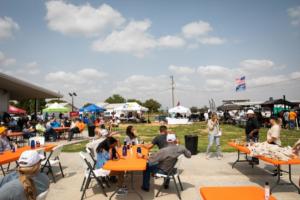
{"left": 17, "top": 99, "right": 46, "bottom": 114}
{"left": 143, "top": 99, "right": 161, "bottom": 113}
{"left": 190, "top": 106, "right": 199, "bottom": 113}
{"left": 127, "top": 98, "right": 143, "bottom": 105}
{"left": 105, "top": 94, "right": 126, "bottom": 104}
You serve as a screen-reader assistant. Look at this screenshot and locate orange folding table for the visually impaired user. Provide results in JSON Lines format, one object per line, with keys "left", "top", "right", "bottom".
{"left": 200, "top": 186, "right": 277, "bottom": 200}
{"left": 0, "top": 144, "right": 56, "bottom": 175}
{"left": 103, "top": 145, "right": 148, "bottom": 200}
{"left": 53, "top": 127, "right": 70, "bottom": 139}
{"left": 228, "top": 142, "right": 300, "bottom": 194}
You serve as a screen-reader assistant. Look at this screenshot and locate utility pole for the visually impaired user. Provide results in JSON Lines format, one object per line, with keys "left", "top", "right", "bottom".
{"left": 170, "top": 75, "right": 175, "bottom": 107}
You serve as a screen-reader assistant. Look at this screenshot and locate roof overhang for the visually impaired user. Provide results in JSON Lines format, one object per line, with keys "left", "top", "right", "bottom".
{"left": 0, "top": 72, "right": 63, "bottom": 100}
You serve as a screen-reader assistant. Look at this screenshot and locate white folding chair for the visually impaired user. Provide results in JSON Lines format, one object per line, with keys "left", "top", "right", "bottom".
{"left": 41, "top": 144, "right": 64, "bottom": 183}
{"left": 36, "top": 189, "right": 49, "bottom": 200}
{"left": 155, "top": 155, "right": 185, "bottom": 200}
{"left": 79, "top": 152, "right": 110, "bottom": 200}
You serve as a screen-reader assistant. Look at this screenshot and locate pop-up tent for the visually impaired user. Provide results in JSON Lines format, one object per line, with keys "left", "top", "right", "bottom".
{"left": 43, "top": 102, "right": 70, "bottom": 113}
{"left": 114, "top": 102, "right": 148, "bottom": 112}
{"left": 80, "top": 104, "right": 106, "bottom": 113}
{"left": 8, "top": 105, "right": 26, "bottom": 114}
{"left": 168, "top": 105, "right": 191, "bottom": 116}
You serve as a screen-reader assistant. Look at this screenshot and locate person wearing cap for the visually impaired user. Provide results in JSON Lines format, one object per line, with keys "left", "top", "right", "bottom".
{"left": 0, "top": 150, "right": 49, "bottom": 200}
{"left": 141, "top": 134, "right": 191, "bottom": 192}
{"left": 0, "top": 126, "right": 11, "bottom": 152}
{"left": 245, "top": 110, "right": 260, "bottom": 165}
{"left": 267, "top": 116, "right": 281, "bottom": 146}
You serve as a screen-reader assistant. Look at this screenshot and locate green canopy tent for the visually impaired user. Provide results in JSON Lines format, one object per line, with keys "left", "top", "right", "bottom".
{"left": 42, "top": 103, "right": 70, "bottom": 113}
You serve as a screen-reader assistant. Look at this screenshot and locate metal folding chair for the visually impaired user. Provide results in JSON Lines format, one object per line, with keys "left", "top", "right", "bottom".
{"left": 79, "top": 152, "right": 110, "bottom": 200}
{"left": 41, "top": 144, "right": 64, "bottom": 183}
{"left": 155, "top": 155, "right": 185, "bottom": 200}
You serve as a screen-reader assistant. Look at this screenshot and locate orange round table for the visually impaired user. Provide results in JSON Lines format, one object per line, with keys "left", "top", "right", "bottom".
{"left": 200, "top": 186, "right": 277, "bottom": 200}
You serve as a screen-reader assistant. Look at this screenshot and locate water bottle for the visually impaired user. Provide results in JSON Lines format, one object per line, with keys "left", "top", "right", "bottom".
{"left": 36, "top": 141, "right": 40, "bottom": 148}
{"left": 30, "top": 139, "right": 35, "bottom": 149}
{"left": 137, "top": 147, "right": 142, "bottom": 154}
{"left": 122, "top": 142, "right": 127, "bottom": 157}
{"left": 265, "top": 182, "right": 270, "bottom": 200}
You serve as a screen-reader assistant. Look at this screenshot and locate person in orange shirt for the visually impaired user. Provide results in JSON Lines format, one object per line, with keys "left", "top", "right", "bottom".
{"left": 289, "top": 110, "right": 297, "bottom": 129}
{"left": 68, "top": 118, "right": 85, "bottom": 141}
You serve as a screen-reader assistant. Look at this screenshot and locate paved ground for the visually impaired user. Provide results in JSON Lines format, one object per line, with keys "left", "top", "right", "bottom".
{"left": 46, "top": 151, "right": 300, "bottom": 200}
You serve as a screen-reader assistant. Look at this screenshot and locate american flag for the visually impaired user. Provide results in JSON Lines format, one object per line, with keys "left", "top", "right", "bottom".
{"left": 235, "top": 76, "right": 246, "bottom": 92}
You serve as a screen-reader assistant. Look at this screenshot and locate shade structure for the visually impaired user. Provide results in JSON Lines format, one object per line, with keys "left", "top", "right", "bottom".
{"left": 168, "top": 105, "right": 191, "bottom": 115}
{"left": 42, "top": 103, "right": 70, "bottom": 113}
{"left": 261, "top": 99, "right": 297, "bottom": 107}
{"left": 8, "top": 105, "right": 26, "bottom": 114}
{"left": 80, "top": 104, "right": 105, "bottom": 113}
{"left": 114, "top": 102, "right": 148, "bottom": 112}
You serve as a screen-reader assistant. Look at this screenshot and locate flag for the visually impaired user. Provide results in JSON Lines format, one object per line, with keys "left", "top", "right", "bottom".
{"left": 235, "top": 76, "right": 246, "bottom": 92}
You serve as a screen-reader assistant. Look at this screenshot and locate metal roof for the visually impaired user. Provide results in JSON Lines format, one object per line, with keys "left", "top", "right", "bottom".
{"left": 0, "top": 72, "right": 63, "bottom": 100}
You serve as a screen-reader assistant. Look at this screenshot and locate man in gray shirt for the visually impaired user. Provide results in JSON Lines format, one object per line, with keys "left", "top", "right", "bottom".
{"left": 141, "top": 134, "right": 191, "bottom": 191}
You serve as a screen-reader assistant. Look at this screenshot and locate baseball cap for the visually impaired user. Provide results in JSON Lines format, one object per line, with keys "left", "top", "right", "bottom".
{"left": 166, "top": 134, "right": 176, "bottom": 142}
{"left": 246, "top": 110, "right": 254, "bottom": 115}
{"left": 18, "top": 150, "right": 44, "bottom": 167}
{"left": 0, "top": 126, "right": 7, "bottom": 135}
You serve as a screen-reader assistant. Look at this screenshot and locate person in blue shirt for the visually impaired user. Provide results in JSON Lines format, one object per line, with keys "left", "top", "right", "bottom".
{"left": 95, "top": 137, "right": 125, "bottom": 195}
{"left": 50, "top": 119, "right": 61, "bottom": 128}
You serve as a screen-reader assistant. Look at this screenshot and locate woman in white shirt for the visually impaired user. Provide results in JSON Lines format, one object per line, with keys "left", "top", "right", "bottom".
{"left": 124, "top": 125, "right": 139, "bottom": 145}
{"left": 206, "top": 113, "right": 222, "bottom": 160}
{"left": 267, "top": 116, "right": 281, "bottom": 146}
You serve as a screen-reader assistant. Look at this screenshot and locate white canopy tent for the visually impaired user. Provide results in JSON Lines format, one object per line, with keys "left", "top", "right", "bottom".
{"left": 114, "top": 102, "right": 148, "bottom": 112}
{"left": 168, "top": 105, "right": 191, "bottom": 116}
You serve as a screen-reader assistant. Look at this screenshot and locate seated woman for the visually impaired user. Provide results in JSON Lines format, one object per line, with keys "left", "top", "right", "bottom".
{"left": 267, "top": 116, "right": 281, "bottom": 146}
{"left": 95, "top": 137, "right": 126, "bottom": 195}
{"left": 0, "top": 126, "right": 11, "bottom": 152}
{"left": 124, "top": 125, "right": 139, "bottom": 145}
{"left": 0, "top": 150, "right": 49, "bottom": 200}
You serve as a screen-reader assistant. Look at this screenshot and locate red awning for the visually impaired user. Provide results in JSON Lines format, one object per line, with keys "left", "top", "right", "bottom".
{"left": 8, "top": 105, "right": 26, "bottom": 114}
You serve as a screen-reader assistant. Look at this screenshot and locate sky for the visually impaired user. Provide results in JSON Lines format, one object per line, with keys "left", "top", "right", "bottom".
{"left": 0, "top": 0, "right": 300, "bottom": 109}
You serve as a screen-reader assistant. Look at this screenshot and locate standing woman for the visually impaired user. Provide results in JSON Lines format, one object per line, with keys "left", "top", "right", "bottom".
{"left": 125, "top": 125, "right": 139, "bottom": 145}
{"left": 206, "top": 113, "right": 222, "bottom": 160}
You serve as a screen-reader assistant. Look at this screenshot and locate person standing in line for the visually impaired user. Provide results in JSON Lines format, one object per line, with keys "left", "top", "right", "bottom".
{"left": 206, "top": 113, "right": 222, "bottom": 160}
{"left": 245, "top": 110, "right": 260, "bottom": 164}
{"left": 289, "top": 110, "right": 297, "bottom": 129}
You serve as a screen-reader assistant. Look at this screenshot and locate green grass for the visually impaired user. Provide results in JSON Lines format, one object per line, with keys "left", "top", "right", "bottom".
{"left": 62, "top": 122, "right": 300, "bottom": 153}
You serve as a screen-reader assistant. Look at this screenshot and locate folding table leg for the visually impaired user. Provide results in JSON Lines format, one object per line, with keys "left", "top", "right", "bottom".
{"left": 177, "top": 175, "right": 184, "bottom": 191}
{"left": 271, "top": 165, "right": 281, "bottom": 193}
{"left": 58, "top": 161, "right": 65, "bottom": 177}
{"left": 288, "top": 164, "right": 300, "bottom": 194}
{"left": 1, "top": 165, "right": 5, "bottom": 176}
{"left": 6, "top": 163, "right": 10, "bottom": 172}
{"left": 232, "top": 150, "right": 241, "bottom": 168}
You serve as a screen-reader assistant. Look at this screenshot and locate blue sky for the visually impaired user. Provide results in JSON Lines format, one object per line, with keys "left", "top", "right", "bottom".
{"left": 0, "top": 0, "right": 300, "bottom": 108}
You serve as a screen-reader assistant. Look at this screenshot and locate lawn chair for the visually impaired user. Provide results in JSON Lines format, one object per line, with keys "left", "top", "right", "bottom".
{"left": 155, "top": 155, "right": 185, "bottom": 200}
{"left": 36, "top": 189, "right": 49, "bottom": 200}
{"left": 79, "top": 152, "right": 110, "bottom": 200}
{"left": 41, "top": 144, "right": 64, "bottom": 183}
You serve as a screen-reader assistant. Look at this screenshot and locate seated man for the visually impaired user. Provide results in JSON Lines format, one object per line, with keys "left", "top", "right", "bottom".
{"left": 0, "top": 126, "right": 11, "bottom": 152}
{"left": 0, "top": 150, "right": 49, "bottom": 200}
{"left": 22, "top": 121, "right": 36, "bottom": 139}
{"left": 45, "top": 119, "right": 58, "bottom": 142}
{"left": 141, "top": 134, "right": 191, "bottom": 191}
{"left": 68, "top": 118, "right": 85, "bottom": 141}
{"left": 145, "top": 125, "right": 169, "bottom": 150}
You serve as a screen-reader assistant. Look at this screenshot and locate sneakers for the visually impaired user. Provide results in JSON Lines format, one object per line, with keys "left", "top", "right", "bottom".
{"left": 217, "top": 156, "right": 222, "bottom": 160}
{"left": 116, "top": 187, "right": 128, "bottom": 195}
{"left": 205, "top": 155, "right": 210, "bottom": 160}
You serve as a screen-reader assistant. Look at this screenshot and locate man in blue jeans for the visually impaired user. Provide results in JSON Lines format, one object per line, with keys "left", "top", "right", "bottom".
{"left": 141, "top": 134, "right": 191, "bottom": 192}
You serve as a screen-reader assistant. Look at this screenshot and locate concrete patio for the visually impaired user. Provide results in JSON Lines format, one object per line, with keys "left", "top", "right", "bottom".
{"left": 46, "top": 151, "right": 300, "bottom": 200}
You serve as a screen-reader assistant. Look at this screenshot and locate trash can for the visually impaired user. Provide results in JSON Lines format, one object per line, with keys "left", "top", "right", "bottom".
{"left": 184, "top": 135, "right": 198, "bottom": 155}
{"left": 88, "top": 125, "right": 95, "bottom": 137}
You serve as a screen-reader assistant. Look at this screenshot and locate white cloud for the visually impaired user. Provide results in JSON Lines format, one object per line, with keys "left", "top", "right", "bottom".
{"left": 198, "top": 36, "right": 226, "bottom": 45}
{"left": 92, "top": 20, "right": 157, "bottom": 57}
{"left": 290, "top": 71, "right": 300, "bottom": 79}
{"left": 239, "top": 59, "right": 274, "bottom": 72}
{"left": 204, "top": 79, "right": 232, "bottom": 91}
{"left": 197, "top": 65, "right": 236, "bottom": 79}
{"left": 0, "top": 17, "right": 19, "bottom": 40}
{"left": 288, "top": 6, "right": 300, "bottom": 26}
{"left": 169, "top": 65, "right": 195, "bottom": 75}
{"left": 182, "top": 21, "right": 212, "bottom": 38}
{"left": 158, "top": 35, "right": 185, "bottom": 48}
{"left": 45, "top": 68, "right": 107, "bottom": 86}
{"left": 45, "top": 1, "right": 125, "bottom": 37}
{"left": 0, "top": 51, "right": 16, "bottom": 66}
{"left": 248, "top": 75, "right": 287, "bottom": 87}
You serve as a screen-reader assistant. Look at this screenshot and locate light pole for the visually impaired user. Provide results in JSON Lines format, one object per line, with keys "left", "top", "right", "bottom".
{"left": 69, "top": 92, "right": 77, "bottom": 112}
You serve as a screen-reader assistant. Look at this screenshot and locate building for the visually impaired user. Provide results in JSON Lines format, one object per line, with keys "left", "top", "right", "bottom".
{"left": 0, "top": 72, "right": 62, "bottom": 114}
